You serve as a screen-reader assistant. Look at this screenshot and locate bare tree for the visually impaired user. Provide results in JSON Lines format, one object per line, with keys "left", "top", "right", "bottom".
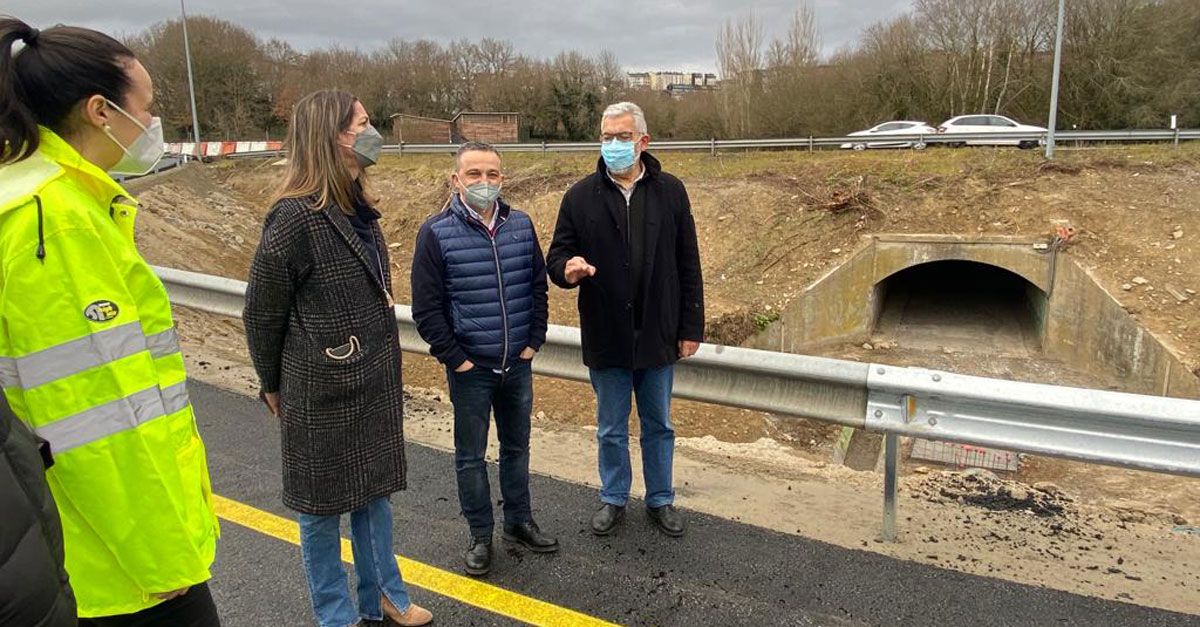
{"left": 128, "top": 16, "right": 273, "bottom": 140}
{"left": 759, "top": 2, "right": 824, "bottom": 135}
{"left": 783, "top": 2, "right": 822, "bottom": 68}
{"left": 450, "top": 39, "right": 483, "bottom": 111}
{"left": 477, "top": 38, "right": 516, "bottom": 75}
{"left": 595, "top": 50, "right": 627, "bottom": 98}
{"left": 716, "top": 10, "right": 764, "bottom": 136}
{"left": 859, "top": 15, "right": 934, "bottom": 122}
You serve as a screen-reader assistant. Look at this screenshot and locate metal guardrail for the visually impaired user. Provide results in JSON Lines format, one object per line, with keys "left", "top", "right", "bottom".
{"left": 154, "top": 266, "right": 870, "bottom": 426}
{"left": 224, "top": 129, "right": 1199, "bottom": 159}
{"left": 154, "top": 266, "right": 1200, "bottom": 540}
{"left": 112, "top": 153, "right": 193, "bottom": 183}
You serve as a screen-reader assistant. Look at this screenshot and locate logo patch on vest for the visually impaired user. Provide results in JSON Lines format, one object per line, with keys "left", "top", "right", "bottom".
{"left": 84, "top": 300, "right": 120, "bottom": 323}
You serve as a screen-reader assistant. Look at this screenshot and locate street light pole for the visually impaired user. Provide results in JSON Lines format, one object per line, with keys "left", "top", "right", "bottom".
{"left": 1045, "top": 0, "right": 1065, "bottom": 159}
{"left": 180, "top": 0, "right": 201, "bottom": 155}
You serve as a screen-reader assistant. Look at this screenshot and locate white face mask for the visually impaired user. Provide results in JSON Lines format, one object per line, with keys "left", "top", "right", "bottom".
{"left": 102, "top": 99, "right": 165, "bottom": 176}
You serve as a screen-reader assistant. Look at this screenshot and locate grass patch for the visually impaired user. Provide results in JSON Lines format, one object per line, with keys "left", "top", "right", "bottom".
{"left": 753, "top": 311, "right": 781, "bottom": 331}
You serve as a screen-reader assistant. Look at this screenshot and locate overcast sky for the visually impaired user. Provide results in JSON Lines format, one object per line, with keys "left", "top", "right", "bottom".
{"left": 9, "top": 1, "right": 912, "bottom": 73}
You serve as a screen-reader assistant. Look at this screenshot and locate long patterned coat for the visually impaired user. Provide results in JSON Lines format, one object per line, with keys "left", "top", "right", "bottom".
{"left": 244, "top": 196, "right": 406, "bottom": 515}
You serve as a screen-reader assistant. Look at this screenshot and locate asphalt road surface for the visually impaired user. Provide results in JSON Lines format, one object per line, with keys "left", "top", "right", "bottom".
{"left": 193, "top": 380, "right": 1198, "bottom": 627}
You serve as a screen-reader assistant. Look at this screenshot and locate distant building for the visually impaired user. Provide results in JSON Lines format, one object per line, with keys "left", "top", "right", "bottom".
{"left": 390, "top": 111, "right": 521, "bottom": 144}
{"left": 627, "top": 71, "right": 720, "bottom": 94}
{"left": 626, "top": 72, "right": 651, "bottom": 89}
{"left": 391, "top": 114, "right": 454, "bottom": 144}
{"left": 453, "top": 112, "right": 521, "bottom": 144}
{"left": 650, "top": 71, "right": 687, "bottom": 91}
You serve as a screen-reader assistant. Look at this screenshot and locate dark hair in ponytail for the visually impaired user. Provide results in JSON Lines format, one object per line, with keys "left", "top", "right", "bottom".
{"left": 1, "top": 16, "right": 135, "bottom": 164}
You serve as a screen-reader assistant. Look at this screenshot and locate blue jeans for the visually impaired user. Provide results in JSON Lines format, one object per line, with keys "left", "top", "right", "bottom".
{"left": 298, "top": 497, "right": 412, "bottom": 627}
{"left": 447, "top": 360, "right": 533, "bottom": 537}
{"left": 589, "top": 365, "right": 675, "bottom": 508}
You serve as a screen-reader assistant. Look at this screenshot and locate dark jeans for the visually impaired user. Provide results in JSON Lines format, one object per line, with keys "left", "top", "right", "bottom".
{"left": 447, "top": 360, "right": 534, "bottom": 537}
{"left": 78, "top": 583, "right": 220, "bottom": 627}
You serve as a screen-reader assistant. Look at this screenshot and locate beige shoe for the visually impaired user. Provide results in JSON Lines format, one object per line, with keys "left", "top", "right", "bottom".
{"left": 382, "top": 595, "right": 433, "bottom": 626}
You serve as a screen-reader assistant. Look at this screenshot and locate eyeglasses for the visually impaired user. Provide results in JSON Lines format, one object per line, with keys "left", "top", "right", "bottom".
{"left": 600, "top": 132, "right": 639, "bottom": 143}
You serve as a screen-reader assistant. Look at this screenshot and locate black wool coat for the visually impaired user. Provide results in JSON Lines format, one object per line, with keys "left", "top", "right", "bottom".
{"left": 546, "top": 152, "right": 705, "bottom": 370}
{"left": 244, "top": 196, "right": 406, "bottom": 516}
{"left": 0, "top": 393, "right": 76, "bottom": 627}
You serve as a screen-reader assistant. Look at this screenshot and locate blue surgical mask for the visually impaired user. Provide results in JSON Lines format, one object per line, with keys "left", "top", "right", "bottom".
{"left": 601, "top": 139, "right": 637, "bottom": 173}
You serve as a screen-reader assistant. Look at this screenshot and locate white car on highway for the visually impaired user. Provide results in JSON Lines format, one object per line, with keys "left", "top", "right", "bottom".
{"left": 841, "top": 121, "right": 938, "bottom": 150}
{"left": 936, "top": 115, "right": 1046, "bottom": 149}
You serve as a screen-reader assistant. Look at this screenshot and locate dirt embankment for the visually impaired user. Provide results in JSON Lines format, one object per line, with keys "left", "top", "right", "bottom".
{"left": 147, "top": 146, "right": 1200, "bottom": 369}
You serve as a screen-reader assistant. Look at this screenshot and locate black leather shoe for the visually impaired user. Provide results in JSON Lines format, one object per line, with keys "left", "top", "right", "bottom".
{"left": 464, "top": 535, "right": 492, "bottom": 576}
{"left": 591, "top": 503, "right": 626, "bottom": 536}
{"left": 502, "top": 521, "right": 559, "bottom": 553}
{"left": 648, "top": 505, "right": 685, "bottom": 537}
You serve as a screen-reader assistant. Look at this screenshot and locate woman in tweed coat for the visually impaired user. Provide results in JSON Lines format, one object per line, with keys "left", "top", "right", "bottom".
{"left": 243, "top": 90, "right": 431, "bottom": 627}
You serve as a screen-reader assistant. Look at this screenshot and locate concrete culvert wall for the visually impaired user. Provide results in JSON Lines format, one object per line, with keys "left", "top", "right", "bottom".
{"left": 746, "top": 235, "right": 1055, "bottom": 353}
{"left": 872, "top": 260, "right": 1047, "bottom": 356}
{"left": 745, "top": 234, "right": 1200, "bottom": 399}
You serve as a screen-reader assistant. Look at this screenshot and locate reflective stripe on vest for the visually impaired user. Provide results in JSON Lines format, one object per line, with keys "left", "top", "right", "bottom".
{"left": 35, "top": 381, "right": 191, "bottom": 454}
{"left": 0, "top": 324, "right": 181, "bottom": 390}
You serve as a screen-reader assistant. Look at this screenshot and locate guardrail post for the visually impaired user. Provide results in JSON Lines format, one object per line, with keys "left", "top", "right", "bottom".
{"left": 808, "top": 136, "right": 814, "bottom": 152}
{"left": 710, "top": 137, "right": 716, "bottom": 156}
{"left": 881, "top": 432, "right": 899, "bottom": 542}
{"left": 542, "top": 140, "right": 547, "bottom": 154}
{"left": 399, "top": 142, "right": 405, "bottom": 157}
{"left": 880, "top": 393, "right": 911, "bottom": 542}
{"left": 1174, "top": 128, "right": 1180, "bottom": 148}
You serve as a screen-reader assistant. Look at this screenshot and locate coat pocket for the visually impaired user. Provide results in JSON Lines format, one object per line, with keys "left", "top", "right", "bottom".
{"left": 324, "top": 331, "right": 360, "bottom": 360}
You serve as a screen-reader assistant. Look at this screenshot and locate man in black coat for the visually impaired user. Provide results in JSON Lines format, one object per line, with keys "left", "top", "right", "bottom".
{"left": 546, "top": 101, "right": 704, "bottom": 538}
{"left": 0, "top": 392, "right": 77, "bottom": 626}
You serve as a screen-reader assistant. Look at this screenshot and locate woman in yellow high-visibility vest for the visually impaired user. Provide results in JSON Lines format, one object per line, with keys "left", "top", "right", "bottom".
{"left": 0, "top": 18, "right": 220, "bottom": 626}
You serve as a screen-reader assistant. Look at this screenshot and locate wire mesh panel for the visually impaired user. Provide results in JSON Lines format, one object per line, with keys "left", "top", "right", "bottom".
{"left": 910, "top": 438, "right": 1020, "bottom": 472}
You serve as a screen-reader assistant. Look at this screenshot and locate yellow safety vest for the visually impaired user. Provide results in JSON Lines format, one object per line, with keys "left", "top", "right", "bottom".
{"left": 0, "top": 128, "right": 218, "bottom": 617}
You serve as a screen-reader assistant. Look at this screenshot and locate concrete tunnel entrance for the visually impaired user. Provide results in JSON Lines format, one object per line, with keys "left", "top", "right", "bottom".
{"left": 871, "top": 260, "right": 1047, "bottom": 356}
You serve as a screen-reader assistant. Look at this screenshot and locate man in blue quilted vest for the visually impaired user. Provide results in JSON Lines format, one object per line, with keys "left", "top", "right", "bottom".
{"left": 412, "top": 142, "right": 556, "bottom": 577}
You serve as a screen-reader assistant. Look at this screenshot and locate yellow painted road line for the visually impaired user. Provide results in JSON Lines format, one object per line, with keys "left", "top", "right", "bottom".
{"left": 213, "top": 495, "right": 618, "bottom": 627}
